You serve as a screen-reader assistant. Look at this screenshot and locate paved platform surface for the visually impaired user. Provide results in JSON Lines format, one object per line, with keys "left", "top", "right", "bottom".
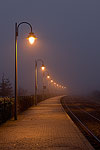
{"left": 0, "top": 96, "right": 94, "bottom": 150}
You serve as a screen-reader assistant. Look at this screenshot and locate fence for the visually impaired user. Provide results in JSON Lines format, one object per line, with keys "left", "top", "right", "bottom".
{"left": 0, "top": 94, "right": 51, "bottom": 124}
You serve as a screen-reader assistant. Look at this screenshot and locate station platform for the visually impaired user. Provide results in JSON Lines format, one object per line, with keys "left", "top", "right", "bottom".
{"left": 0, "top": 96, "right": 94, "bottom": 150}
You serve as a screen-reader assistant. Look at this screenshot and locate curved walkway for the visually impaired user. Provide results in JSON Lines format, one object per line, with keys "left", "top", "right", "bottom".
{"left": 0, "top": 96, "right": 94, "bottom": 150}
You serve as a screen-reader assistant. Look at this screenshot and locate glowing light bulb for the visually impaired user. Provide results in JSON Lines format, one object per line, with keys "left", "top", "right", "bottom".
{"left": 41, "top": 65, "right": 45, "bottom": 71}
{"left": 51, "top": 80, "right": 53, "bottom": 83}
{"left": 27, "top": 32, "right": 37, "bottom": 45}
{"left": 29, "top": 37, "right": 35, "bottom": 44}
{"left": 47, "top": 75, "right": 50, "bottom": 79}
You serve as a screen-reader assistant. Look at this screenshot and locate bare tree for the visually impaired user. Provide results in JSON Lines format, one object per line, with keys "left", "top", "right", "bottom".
{"left": 0, "top": 74, "right": 13, "bottom": 97}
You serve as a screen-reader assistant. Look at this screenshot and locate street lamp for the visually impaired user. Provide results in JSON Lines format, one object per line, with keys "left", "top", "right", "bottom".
{"left": 41, "top": 65, "right": 45, "bottom": 71}
{"left": 27, "top": 32, "right": 37, "bottom": 44}
{"left": 35, "top": 59, "right": 45, "bottom": 105}
{"left": 51, "top": 79, "right": 53, "bottom": 83}
{"left": 15, "top": 22, "right": 36, "bottom": 120}
{"left": 47, "top": 75, "right": 50, "bottom": 79}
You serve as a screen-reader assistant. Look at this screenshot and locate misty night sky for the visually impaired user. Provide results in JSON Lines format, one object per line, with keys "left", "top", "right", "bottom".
{"left": 0, "top": 0, "right": 100, "bottom": 95}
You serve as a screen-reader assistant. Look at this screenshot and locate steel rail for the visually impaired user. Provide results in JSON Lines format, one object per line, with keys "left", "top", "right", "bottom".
{"left": 62, "top": 99, "right": 100, "bottom": 144}
{"left": 68, "top": 96, "right": 100, "bottom": 122}
{"left": 77, "top": 106, "right": 100, "bottom": 122}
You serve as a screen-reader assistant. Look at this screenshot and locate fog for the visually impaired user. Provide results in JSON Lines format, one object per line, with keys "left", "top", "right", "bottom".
{"left": 0, "top": 0, "right": 100, "bottom": 95}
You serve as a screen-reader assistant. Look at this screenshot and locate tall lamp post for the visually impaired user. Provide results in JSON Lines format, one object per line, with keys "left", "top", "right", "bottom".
{"left": 43, "top": 71, "right": 50, "bottom": 96}
{"left": 35, "top": 59, "right": 45, "bottom": 105}
{"left": 15, "top": 22, "right": 37, "bottom": 120}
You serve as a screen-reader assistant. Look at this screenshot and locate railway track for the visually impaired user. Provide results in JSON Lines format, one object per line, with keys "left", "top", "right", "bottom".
{"left": 61, "top": 96, "right": 100, "bottom": 150}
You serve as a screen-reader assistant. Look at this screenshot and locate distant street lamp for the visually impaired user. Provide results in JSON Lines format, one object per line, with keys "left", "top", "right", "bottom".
{"left": 35, "top": 59, "right": 45, "bottom": 105}
{"left": 47, "top": 75, "right": 50, "bottom": 79}
{"left": 15, "top": 22, "right": 37, "bottom": 120}
{"left": 41, "top": 65, "right": 45, "bottom": 71}
{"left": 51, "top": 79, "right": 53, "bottom": 83}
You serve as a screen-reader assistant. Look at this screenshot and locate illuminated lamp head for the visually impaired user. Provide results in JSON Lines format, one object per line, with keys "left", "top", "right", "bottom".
{"left": 27, "top": 32, "right": 37, "bottom": 44}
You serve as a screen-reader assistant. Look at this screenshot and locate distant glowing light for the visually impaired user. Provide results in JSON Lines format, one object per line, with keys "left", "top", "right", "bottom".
{"left": 47, "top": 75, "right": 50, "bottom": 79}
{"left": 51, "top": 80, "right": 53, "bottom": 83}
{"left": 41, "top": 65, "right": 45, "bottom": 71}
